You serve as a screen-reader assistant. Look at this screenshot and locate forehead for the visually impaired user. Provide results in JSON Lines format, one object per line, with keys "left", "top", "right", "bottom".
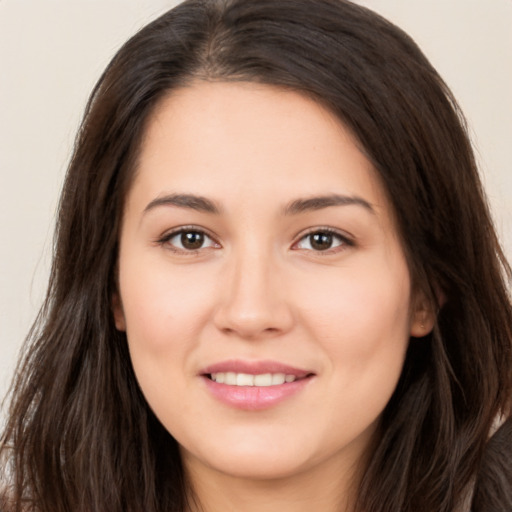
{"left": 130, "top": 80, "right": 389, "bottom": 215}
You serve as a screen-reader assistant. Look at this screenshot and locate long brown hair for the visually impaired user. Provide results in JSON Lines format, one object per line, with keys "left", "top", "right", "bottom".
{"left": 2, "top": 1, "right": 511, "bottom": 511}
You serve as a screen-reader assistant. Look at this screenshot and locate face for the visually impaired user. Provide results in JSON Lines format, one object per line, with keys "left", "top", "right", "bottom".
{"left": 114, "top": 81, "right": 432, "bottom": 485}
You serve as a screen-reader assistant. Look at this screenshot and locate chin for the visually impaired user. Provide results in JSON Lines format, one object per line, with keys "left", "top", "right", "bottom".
{"left": 180, "top": 430, "right": 319, "bottom": 481}
{"left": 206, "top": 452, "right": 312, "bottom": 481}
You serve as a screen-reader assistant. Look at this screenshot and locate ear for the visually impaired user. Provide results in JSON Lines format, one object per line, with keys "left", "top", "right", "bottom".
{"left": 112, "top": 292, "right": 126, "bottom": 331}
{"left": 409, "top": 292, "right": 436, "bottom": 338}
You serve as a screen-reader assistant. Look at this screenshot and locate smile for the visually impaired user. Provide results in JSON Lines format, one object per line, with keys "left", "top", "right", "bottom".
{"left": 209, "top": 372, "right": 298, "bottom": 386}
{"left": 201, "top": 360, "right": 315, "bottom": 410}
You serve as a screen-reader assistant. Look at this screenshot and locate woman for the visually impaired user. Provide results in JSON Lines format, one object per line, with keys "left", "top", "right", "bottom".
{"left": 1, "top": 0, "right": 511, "bottom": 511}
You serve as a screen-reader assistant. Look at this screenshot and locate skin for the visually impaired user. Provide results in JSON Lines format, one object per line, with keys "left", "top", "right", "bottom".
{"left": 113, "top": 81, "right": 434, "bottom": 512}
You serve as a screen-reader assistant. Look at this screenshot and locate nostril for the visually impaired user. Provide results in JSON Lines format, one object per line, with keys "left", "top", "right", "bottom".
{"left": 212, "top": 292, "right": 295, "bottom": 339}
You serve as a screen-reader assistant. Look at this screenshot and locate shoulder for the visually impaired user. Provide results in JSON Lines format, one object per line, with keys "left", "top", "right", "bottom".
{"left": 471, "top": 415, "right": 512, "bottom": 512}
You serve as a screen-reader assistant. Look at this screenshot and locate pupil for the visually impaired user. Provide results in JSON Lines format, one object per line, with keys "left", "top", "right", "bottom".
{"left": 311, "top": 232, "right": 333, "bottom": 250}
{"left": 181, "top": 231, "right": 204, "bottom": 250}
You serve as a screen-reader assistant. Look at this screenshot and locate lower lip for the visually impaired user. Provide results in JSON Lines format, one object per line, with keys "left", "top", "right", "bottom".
{"left": 203, "top": 376, "right": 312, "bottom": 410}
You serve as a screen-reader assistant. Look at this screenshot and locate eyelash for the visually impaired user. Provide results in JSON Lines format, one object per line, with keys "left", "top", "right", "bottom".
{"left": 156, "top": 226, "right": 354, "bottom": 255}
{"left": 292, "top": 227, "right": 354, "bottom": 255}
{"left": 156, "top": 226, "right": 220, "bottom": 255}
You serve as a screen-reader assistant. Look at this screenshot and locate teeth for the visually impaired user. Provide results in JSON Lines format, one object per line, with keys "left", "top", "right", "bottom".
{"left": 254, "top": 373, "right": 273, "bottom": 386}
{"left": 225, "top": 372, "right": 237, "bottom": 385}
{"left": 210, "top": 372, "right": 297, "bottom": 386}
{"left": 212, "top": 372, "right": 224, "bottom": 384}
{"left": 236, "top": 373, "right": 254, "bottom": 386}
{"left": 271, "top": 373, "right": 286, "bottom": 385}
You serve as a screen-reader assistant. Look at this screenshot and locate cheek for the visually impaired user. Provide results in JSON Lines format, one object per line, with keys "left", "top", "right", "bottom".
{"left": 118, "top": 262, "right": 218, "bottom": 422}
{"left": 294, "top": 255, "right": 412, "bottom": 376}
{"left": 120, "top": 259, "right": 217, "bottom": 351}
{"left": 117, "top": 256, "right": 221, "bottom": 412}
{"left": 297, "top": 265, "right": 411, "bottom": 433}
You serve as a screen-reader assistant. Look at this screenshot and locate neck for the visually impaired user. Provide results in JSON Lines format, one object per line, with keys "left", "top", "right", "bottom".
{"left": 184, "top": 453, "right": 362, "bottom": 512}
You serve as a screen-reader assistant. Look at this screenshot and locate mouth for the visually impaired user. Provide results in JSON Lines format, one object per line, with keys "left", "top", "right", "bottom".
{"left": 200, "top": 360, "right": 315, "bottom": 410}
{"left": 206, "top": 372, "right": 309, "bottom": 387}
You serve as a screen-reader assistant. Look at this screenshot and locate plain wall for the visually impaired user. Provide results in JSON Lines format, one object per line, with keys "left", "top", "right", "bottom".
{"left": 1, "top": 0, "right": 511, "bottom": 405}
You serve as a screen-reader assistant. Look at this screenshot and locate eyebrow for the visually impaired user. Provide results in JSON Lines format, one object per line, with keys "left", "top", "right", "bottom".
{"left": 283, "top": 194, "right": 375, "bottom": 215}
{"left": 144, "top": 193, "right": 222, "bottom": 215}
{"left": 143, "top": 192, "right": 374, "bottom": 217}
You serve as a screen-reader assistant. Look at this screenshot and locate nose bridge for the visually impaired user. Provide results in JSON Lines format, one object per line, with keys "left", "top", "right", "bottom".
{"left": 231, "top": 245, "right": 273, "bottom": 306}
{"left": 214, "top": 239, "right": 293, "bottom": 337}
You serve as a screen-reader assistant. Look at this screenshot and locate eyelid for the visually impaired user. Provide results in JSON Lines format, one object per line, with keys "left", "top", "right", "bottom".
{"left": 291, "top": 226, "right": 355, "bottom": 253}
{"left": 155, "top": 225, "right": 354, "bottom": 255}
{"left": 155, "top": 225, "right": 221, "bottom": 254}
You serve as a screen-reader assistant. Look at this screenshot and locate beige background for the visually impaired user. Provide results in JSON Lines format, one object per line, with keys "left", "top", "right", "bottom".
{"left": 1, "top": 0, "right": 511, "bottom": 404}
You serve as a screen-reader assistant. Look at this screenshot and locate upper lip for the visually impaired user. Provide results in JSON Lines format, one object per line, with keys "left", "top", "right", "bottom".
{"left": 201, "top": 359, "right": 313, "bottom": 378}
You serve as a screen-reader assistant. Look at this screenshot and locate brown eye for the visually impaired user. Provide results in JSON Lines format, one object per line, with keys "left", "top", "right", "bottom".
{"left": 181, "top": 231, "right": 205, "bottom": 250}
{"left": 162, "top": 229, "right": 218, "bottom": 252}
{"left": 294, "top": 229, "right": 351, "bottom": 252}
{"left": 310, "top": 232, "right": 334, "bottom": 251}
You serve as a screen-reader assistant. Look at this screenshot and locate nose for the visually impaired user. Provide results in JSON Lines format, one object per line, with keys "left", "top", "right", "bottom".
{"left": 213, "top": 249, "right": 294, "bottom": 340}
